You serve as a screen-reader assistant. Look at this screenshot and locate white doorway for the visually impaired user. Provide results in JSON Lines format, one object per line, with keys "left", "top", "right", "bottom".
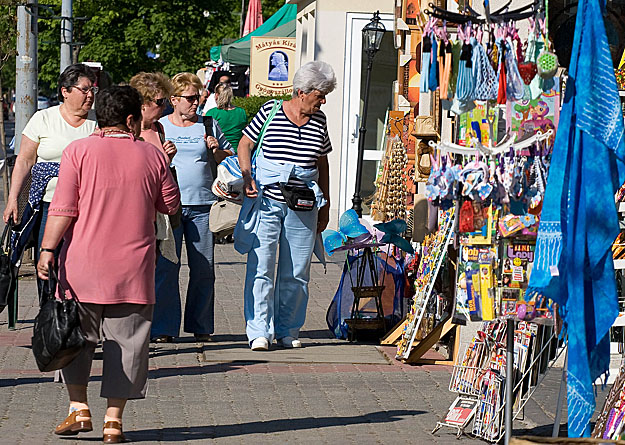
{"left": 339, "top": 13, "right": 395, "bottom": 218}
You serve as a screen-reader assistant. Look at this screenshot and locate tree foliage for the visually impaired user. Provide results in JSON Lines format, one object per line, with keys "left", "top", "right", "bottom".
{"left": 36, "top": 0, "right": 287, "bottom": 94}
{"left": 0, "top": 1, "right": 18, "bottom": 95}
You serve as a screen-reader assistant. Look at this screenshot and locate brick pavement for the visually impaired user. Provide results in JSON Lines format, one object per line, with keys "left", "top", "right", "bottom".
{"left": 0, "top": 242, "right": 596, "bottom": 444}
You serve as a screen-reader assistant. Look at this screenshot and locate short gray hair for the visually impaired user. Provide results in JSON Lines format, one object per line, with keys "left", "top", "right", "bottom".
{"left": 292, "top": 61, "right": 336, "bottom": 98}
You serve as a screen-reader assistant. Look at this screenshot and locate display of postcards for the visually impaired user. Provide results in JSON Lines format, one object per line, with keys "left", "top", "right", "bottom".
{"left": 499, "top": 288, "right": 521, "bottom": 316}
{"left": 500, "top": 240, "right": 535, "bottom": 290}
{"left": 444, "top": 396, "right": 479, "bottom": 427}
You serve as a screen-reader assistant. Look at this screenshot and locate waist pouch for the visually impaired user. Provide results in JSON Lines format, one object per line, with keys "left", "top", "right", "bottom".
{"left": 278, "top": 183, "right": 316, "bottom": 212}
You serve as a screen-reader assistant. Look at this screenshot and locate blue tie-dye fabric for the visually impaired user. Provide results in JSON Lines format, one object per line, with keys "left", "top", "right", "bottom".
{"left": 527, "top": 0, "right": 625, "bottom": 437}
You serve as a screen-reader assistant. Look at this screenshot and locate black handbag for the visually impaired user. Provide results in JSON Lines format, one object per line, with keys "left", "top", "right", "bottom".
{"left": 0, "top": 221, "right": 17, "bottom": 313}
{"left": 278, "top": 183, "right": 316, "bottom": 212}
{"left": 31, "top": 269, "right": 86, "bottom": 372}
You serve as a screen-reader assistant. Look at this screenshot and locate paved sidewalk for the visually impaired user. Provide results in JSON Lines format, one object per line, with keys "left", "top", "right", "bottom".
{"left": 0, "top": 243, "right": 596, "bottom": 444}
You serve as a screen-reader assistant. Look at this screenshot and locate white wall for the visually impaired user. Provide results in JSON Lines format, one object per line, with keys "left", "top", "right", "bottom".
{"left": 288, "top": 0, "right": 394, "bottom": 228}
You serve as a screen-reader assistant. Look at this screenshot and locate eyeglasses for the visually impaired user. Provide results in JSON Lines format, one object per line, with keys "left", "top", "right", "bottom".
{"left": 175, "top": 94, "right": 200, "bottom": 103}
{"left": 72, "top": 85, "right": 98, "bottom": 95}
{"left": 154, "top": 98, "right": 167, "bottom": 107}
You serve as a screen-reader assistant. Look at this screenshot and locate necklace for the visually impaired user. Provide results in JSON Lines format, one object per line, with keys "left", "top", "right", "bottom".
{"left": 99, "top": 128, "right": 135, "bottom": 139}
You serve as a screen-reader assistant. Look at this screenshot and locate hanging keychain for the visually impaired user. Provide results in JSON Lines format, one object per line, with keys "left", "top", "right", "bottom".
{"left": 536, "top": 6, "right": 558, "bottom": 79}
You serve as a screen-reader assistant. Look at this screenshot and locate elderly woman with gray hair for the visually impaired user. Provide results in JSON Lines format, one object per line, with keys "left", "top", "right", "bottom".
{"left": 235, "top": 61, "right": 335, "bottom": 351}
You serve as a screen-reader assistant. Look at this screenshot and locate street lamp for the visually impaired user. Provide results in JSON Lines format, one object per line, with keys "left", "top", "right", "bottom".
{"left": 352, "top": 10, "right": 386, "bottom": 217}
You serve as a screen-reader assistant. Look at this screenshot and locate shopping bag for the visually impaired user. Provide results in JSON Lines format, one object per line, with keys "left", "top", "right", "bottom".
{"left": 209, "top": 200, "right": 240, "bottom": 239}
{"left": 31, "top": 268, "right": 86, "bottom": 372}
{"left": 211, "top": 99, "right": 282, "bottom": 203}
{"left": 0, "top": 221, "right": 17, "bottom": 313}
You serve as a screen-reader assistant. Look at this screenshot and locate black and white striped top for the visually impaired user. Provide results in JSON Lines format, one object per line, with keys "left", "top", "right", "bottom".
{"left": 243, "top": 100, "right": 332, "bottom": 202}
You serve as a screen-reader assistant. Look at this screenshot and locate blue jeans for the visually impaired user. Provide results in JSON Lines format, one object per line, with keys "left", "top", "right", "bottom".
{"left": 244, "top": 197, "right": 317, "bottom": 342}
{"left": 152, "top": 205, "right": 215, "bottom": 337}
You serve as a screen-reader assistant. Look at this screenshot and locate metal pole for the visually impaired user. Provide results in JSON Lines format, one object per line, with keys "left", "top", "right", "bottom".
{"left": 351, "top": 50, "right": 375, "bottom": 217}
{"left": 505, "top": 318, "right": 514, "bottom": 445}
{"left": 60, "top": 0, "right": 73, "bottom": 73}
{"left": 240, "top": 0, "right": 245, "bottom": 38}
{"left": 15, "top": 1, "right": 38, "bottom": 155}
{"left": 552, "top": 348, "right": 568, "bottom": 437}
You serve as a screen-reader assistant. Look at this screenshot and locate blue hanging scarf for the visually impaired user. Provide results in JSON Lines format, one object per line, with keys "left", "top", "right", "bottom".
{"left": 428, "top": 36, "right": 439, "bottom": 92}
{"left": 527, "top": 0, "right": 625, "bottom": 437}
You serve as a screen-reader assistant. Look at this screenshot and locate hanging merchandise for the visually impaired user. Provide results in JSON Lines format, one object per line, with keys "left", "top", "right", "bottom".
{"left": 526, "top": 0, "right": 625, "bottom": 435}
{"left": 472, "top": 37, "right": 498, "bottom": 101}
{"left": 420, "top": 2, "right": 558, "bottom": 116}
{"left": 371, "top": 137, "right": 409, "bottom": 222}
{"left": 396, "top": 208, "right": 455, "bottom": 360}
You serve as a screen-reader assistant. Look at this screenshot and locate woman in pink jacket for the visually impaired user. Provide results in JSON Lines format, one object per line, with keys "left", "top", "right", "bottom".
{"left": 37, "top": 85, "right": 180, "bottom": 443}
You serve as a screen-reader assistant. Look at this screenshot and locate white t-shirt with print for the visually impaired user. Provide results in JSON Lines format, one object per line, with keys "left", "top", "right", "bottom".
{"left": 22, "top": 105, "right": 96, "bottom": 201}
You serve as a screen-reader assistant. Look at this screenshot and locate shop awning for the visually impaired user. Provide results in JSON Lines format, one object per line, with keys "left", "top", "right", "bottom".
{"left": 210, "top": 3, "right": 296, "bottom": 65}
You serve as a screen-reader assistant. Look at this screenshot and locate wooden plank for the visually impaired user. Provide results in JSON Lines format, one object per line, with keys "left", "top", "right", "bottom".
{"left": 380, "top": 316, "right": 407, "bottom": 345}
{"left": 404, "top": 317, "right": 458, "bottom": 364}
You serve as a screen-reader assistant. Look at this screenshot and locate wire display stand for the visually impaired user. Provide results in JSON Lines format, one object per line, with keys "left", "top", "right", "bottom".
{"left": 433, "top": 318, "right": 566, "bottom": 443}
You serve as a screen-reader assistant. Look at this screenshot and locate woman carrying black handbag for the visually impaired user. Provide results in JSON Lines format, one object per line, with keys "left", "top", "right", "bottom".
{"left": 36, "top": 85, "right": 180, "bottom": 443}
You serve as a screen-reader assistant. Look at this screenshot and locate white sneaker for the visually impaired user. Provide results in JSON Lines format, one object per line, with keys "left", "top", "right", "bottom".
{"left": 250, "top": 337, "right": 269, "bottom": 351}
{"left": 278, "top": 336, "right": 302, "bottom": 348}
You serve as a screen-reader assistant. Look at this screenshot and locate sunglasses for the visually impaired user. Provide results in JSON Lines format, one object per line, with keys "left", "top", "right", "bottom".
{"left": 72, "top": 85, "right": 98, "bottom": 95}
{"left": 175, "top": 94, "right": 200, "bottom": 103}
{"left": 154, "top": 98, "right": 167, "bottom": 107}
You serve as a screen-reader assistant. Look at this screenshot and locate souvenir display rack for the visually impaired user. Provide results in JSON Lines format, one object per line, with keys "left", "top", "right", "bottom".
{"left": 395, "top": 208, "right": 456, "bottom": 361}
{"left": 433, "top": 318, "right": 565, "bottom": 442}
{"left": 592, "top": 364, "right": 625, "bottom": 440}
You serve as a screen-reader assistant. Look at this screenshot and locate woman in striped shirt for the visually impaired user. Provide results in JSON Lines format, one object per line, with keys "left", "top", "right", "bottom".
{"left": 236, "top": 61, "right": 335, "bottom": 351}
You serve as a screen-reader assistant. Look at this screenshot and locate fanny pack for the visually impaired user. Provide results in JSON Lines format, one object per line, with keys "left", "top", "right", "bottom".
{"left": 278, "top": 183, "right": 316, "bottom": 212}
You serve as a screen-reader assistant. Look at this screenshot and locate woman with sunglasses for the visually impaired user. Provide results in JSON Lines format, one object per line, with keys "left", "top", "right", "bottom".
{"left": 3, "top": 63, "right": 97, "bottom": 302}
{"left": 151, "top": 72, "right": 232, "bottom": 343}
{"left": 129, "top": 72, "right": 177, "bottom": 162}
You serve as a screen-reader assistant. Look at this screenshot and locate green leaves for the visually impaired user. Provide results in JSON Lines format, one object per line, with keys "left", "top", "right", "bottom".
{"left": 6, "top": 0, "right": 290, "bottom": 94}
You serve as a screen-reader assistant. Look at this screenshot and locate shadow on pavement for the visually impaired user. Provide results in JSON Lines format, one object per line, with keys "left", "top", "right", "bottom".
{"left": 125, "top": 409, "right": 425, "bottom": 441}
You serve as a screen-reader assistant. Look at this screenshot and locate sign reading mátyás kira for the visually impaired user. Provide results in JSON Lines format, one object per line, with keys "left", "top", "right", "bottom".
{"left": 249, "top": 37, "right": 296, "bottom": 96}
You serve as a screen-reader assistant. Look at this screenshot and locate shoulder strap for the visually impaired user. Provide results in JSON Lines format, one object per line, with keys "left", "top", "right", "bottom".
{"left": 155, "top": 121, "right": 166, "bottom": 145}
{"left": 252, "top": 99, "right": 282, "bottom": 163}
{"left": 202, "top": 116, "right": 218, "bottom": 179}
{"left": 203, "top": 116, "right": 214, "bottom": 137}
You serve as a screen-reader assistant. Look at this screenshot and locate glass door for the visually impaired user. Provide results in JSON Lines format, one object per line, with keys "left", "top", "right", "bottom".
{"left": 340, "top": 13, "right": 396, "bottom": 218}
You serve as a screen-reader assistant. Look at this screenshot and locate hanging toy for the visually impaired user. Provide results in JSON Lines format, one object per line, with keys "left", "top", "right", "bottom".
{"left": 537, "top": 9, "right": 559, "bottom": 79}
{"left": 518, "top": 62, "right": 538, "bottom": 85}
{"left": 537, "top": 51, "right": 558, "bottom": 78}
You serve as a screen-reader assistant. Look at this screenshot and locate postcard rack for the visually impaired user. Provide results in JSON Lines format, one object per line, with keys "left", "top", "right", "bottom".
{"left": 433, "top": 318, "right": 566, "bottom": 443}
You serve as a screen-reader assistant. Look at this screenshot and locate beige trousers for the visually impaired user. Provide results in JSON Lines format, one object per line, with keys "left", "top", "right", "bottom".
{"left": 55, "top": 303, "right": 154, "bottom": 400}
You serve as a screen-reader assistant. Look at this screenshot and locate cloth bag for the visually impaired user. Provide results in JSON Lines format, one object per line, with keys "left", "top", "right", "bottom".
{"left": 0, "top": 222, "right": 17, "bottom": 313}
{"left": 31, "top": 269, "right": 86, "bottom": 372}
{"left": 209, "top": 199, "right": 241, "bottom": 239}
{"left": 211, "top": 100, "right": 282, "bottom": 203}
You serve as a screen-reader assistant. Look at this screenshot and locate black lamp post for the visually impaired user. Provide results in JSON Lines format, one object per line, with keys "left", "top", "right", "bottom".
{"left": 351, "top": 11, "right": 386, "bottom": 217}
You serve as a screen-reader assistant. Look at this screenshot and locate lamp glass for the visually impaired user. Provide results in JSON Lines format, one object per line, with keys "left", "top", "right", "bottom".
{"left": 362, "top": 16, "right": 386, "bottom": 52}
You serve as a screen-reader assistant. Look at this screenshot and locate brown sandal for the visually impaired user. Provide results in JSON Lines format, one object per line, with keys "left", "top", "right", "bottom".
{"left": 103, "top": 420, "right": 127, "bottom": 443}
{"left": 54, "top": 409, "right": 93, "bottom": 435}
